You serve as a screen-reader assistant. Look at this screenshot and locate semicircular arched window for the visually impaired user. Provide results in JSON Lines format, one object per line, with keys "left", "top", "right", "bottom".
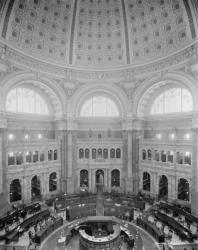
{"left": 80, "top": 96, "right": 119, "bottom": 117}
{"left": 6, "top": 88, "right": 49, "bottom": 115}
{"left": 151, "top": 88, "right": 193, "bottom": 115}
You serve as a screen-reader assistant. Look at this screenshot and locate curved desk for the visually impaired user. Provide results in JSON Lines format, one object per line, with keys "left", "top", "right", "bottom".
{"left": 79, "top": 224, "right": 121, "bottom": 250}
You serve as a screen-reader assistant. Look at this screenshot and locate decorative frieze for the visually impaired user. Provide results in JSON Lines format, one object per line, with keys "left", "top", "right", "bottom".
{"left": 0, "top": 40, "right": 197, "bottom": 80}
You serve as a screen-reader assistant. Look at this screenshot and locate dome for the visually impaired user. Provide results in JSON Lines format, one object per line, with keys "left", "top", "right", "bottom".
{"left": 0, "top": 0, "right": 197, "bottom": 72}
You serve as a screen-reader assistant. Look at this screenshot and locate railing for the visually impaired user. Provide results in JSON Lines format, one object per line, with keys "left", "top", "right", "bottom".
{"left": 0, "top": 245, "right": 26, "bottom": 250}
{"left": 140, "top": 138, "right": 193, "bottom": 145}
{"left": 140, "top": 160, "right": 192, "bottom": 171}
{"left": 169, "top": 243, "right": 198, "bottom": 250}
{"left": 78, "top": 158, "right": 122, "bottom": 164}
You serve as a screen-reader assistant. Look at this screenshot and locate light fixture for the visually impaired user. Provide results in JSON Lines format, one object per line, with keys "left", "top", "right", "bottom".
{"left": 185, "top": 133, "right": 190, "bottom": 139}
{"left": 170, "top": 151, "right": 174, "bottom": 156}
{"left": 185, "top": 151, "right": 190, "bottom": 157}
{"left": 26, "top": 152, "right": 29, "bottom": 156}
{"left": 9, "top": 152, "right": 14, "bottom": 157}
{"left": 170, "top": 133, "right": 175, "bottom": 139}
{"left": 8, "top": 134, "right": 14, "bottom": 140}
{"left": 25, "top": 134, "right": 29, "bottom": 140}
{"left": 38, "top": 133, "right": 42, "bottom": 139}
{"left": 156, "top": 133, "right": 161, "bottom": 139}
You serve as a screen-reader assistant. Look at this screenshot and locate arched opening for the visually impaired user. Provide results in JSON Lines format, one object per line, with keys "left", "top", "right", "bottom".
{"left": 96, "top": 170, "right": 104, "bottom": 185}
{"left": 178, "top": 178, "right": 189, "bottom": 201}
{"left": 158, "top": 175, "right": 168, "bottom": 200}
{"left": 8, "top": 152, "right": 15, "bottom": 165}
{"left": 26, "top": 151, "right": 32, "bottom": 163}
{"left": 31, "top": 175, "right": 41, "bottom": 199}
{"left": 161, "top": 151, "right": 167, "bottom": 162}
{"left": 79, "top": 148, "right": 84, "bottom": 159}
{"left": 116, "top": 148, "right": 121, "bottom": 158}
{"left": 98, "top": 148, "right": 102, "bottom": 159}
{"left": 16, "top": 152, "right": 23, "bottom": 165}
{"left": 6, "top": 87, "right": 49, "bottom": 115}
{"left": 184, "top": 151, "right": 191, "bottom": 165}
{"left": 49, "top": 172, "right": 57, "bottom": 192}
{"left": 85, "top": 149, "right": 89, "bottom": 159}
{"left": 80, "top": 170, "right": 89, "bottom": 187}
{"left": 155, "top": 150, "right": 159, "bottom": 161}
{"left": 167, "top": 151, "right": 173, "bottom": 163}
{"left": 10, "top": 179, "right": 21, "bottom": 202}
{"left": 151, "top": 88, "right": 193, "bottom": 114}
{"left": 147, "top": 149, "right": 152, "bottom": 160}
{"left": 92, "top": 148, "right": 96, "bottom": 159}
{"left": 80, "top": 96, "right": 120, "bottom": 117}
{"left": 111, "top": 169, "right": 120, "bottom": 187}
{"left": 33, "top": 151, "right": 39, "bottom": 163}
{"left": 54, "top": 150, "right": 58, "bottom": 160}
{"left": 176, "top": 152, "right": 183, "bottom": 164}
{"left": 96, "top": 169, "right": 104, "bottom": 193}
{"left": 48, "top": 150, "right": 53, "bottom": 161}
{"left": 103, "top": 148, "right": 108, "bottom": 159}
{"left": 110, "top": 148, "right": 115, "bottom": 158}
{"left": 143, "top": 172, "right": 150, "bottom": 192}
{"left": 142, "top": 149, "right": 146, "bottom": 160}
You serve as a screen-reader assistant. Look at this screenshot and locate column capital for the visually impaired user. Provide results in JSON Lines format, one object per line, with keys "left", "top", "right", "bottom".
{"left": 54, "top": 119, "right": 67, "bottom": 131}
{"left": 127, "top": 130, "right": 133, "bottom": 135}
{"left": 67, "top": 130, "right": 77, "bottom": 136}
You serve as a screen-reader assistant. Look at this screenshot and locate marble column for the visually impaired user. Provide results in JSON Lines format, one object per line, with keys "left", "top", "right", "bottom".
{"left": 139, "top": 171, "right": 143, "bottom": 191}
{"left": 107, "top": 169, "right": 110, "bottom": 192}
{"left": 77, "top": 170, "right": 80, "bottom": 189}
{"left": 66, "top": 131, "right": 74, "bottom": 193}
{"left": 191, "top": 129, "right": 198, "bottom": 215}
{"left": 151, "top": 172, "right": 159, "bottom": 198}
{"left": 23, "top": 176, "right": 31, "bottom": 201}
{"left": 41, "top": 173, "right": 45, "bottom": 196}
{"left": 58, "top": 133, "right": 67, "bottom": 192}
{"left": 168, "top": 175, "right": 177, "bottom": 202}
{"left": 67, "top": 131, "right": 72, "bottom": 177}
{"left": 126, "top": 131, "right": 133, "bottom": 192}
{"left": 45, "top": 173, "right": 49, "bottom": 194}
{"left": 88, "top": 169, "right": 92, "bottom": 192}
{"left": 22, "top": 176, "right": 25, "bottom": 201}
{"left": 91, "top": 169, "right": 95, "bottom": 193}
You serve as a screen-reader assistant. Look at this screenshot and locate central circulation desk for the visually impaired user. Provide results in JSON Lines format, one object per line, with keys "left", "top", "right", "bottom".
{"left": 79, "top": 222, "right": 121, "bottom": 250}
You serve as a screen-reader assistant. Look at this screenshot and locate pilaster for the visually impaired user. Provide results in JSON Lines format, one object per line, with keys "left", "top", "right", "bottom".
{"left": 91, "top": 169, "right": 95, "bottom": 193}
{"left": 107, "top": 169, "right": 110, "bottom": 192}
{"left": 168, "top": 175, "right": 177, "bottom": 202}
{"left": 88, "top": 169, "right": 92, "bottom": 192}
{"left": 56, "top": 130, "right": 67, "bottom": 192}
{"left": 23, "top": 176, "right": 31, "bottom": 201}
{"left": 151, "top": 172, "right": 159, "bottom": 198}
{"left": 104, "top": 169, "right": 108, "bottom": 191}
{"left": 126, "top": 131, "right": 133, "bottom": 192}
